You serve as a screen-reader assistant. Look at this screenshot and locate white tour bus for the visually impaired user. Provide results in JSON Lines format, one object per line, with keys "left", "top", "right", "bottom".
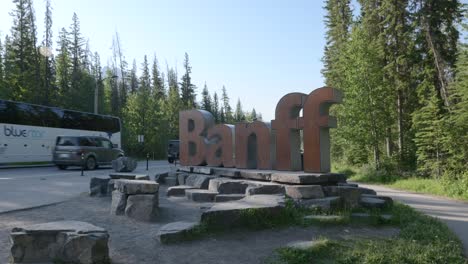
{"left": 0, "top": 99, "right": 121, "bottom": 164}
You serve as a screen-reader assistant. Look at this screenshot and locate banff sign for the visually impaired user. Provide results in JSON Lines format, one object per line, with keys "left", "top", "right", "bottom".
{"left": 179, "top": 87, "right": 342, "bottom": 173}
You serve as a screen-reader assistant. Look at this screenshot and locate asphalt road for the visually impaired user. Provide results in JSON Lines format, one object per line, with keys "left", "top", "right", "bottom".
{"left": 358, "top": 183, "right": 468, "bottom": 257}
{"left": 0, "top": 160, "right": 172, "bottom": 214}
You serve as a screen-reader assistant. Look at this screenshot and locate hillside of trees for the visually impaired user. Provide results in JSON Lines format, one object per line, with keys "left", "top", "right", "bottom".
{"left": 0, "top": 0, "right": 260, "bottom": 158}
{"left": 323, "top": 0, "right": 467, "bottom": 186}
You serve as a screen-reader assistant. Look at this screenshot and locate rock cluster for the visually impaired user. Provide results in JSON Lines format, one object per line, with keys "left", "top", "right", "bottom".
{"left": 10, "top": 221, "right": 109, "bottom": 264}
{"left": 89, "top": 173, "right": 150, "bottom": 197}
{"left": 111, "top": 156, "right": 137, "bottom": 172}
{"left": 110, "top": 179, "right": 159, "bottom": 221}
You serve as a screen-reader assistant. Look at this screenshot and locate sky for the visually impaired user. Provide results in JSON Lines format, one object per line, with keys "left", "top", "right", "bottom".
{"left": 0, "top": 0, "right": 355, "bottom": 120}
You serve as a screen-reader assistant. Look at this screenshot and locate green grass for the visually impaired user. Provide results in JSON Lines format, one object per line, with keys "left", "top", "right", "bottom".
{"left": 271, "top": 203, "right": 467, "bottom": 264}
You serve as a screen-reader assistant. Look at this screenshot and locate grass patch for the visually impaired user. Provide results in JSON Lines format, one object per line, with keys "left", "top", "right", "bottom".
{"left": 272, "top": 203, "right": 466, "bottom": 264}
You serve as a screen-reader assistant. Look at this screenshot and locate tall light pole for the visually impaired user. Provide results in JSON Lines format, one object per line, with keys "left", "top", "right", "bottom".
{"left": 95, "top": 75, "right": 118, "bottom": 114}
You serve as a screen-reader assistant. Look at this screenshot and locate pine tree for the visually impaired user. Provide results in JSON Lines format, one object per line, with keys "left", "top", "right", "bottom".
{"left": 40, "top": 0, "right": 54, "bottom": 105}
{"left": 140, "top": 55, "right": 151, "bottom": 94}
{"left": 235, "top": 98, "right": 244, "bottom": 121}
{"left": 0, "top": 37, "right": 4, "bottom": 98}
{"left": 68, "top": 13, "right": 86, "bottom": 110}
{"left": 180, "top": 52, "right": 196, "bottom": 109}
{"left": 7, "top": 0, "right": 40, "bottom": 102}
{"left": 212, "top": 92, "right": 220, "bottom": 122}
{"left": 92, "top": 52, "right": 105, "bottom": 114}
{"left": 151, "top": 55, "right": 164, "bottom": 100}
{"left": 130, "top": 59, "right": 138, "bottom": 93}
{"left": 251, "top": 108, "right": 257, "bottom": 120}
{"left": 165, "top": 66, "right": 181, "bottom": 138}
{"left": 112, "top": 32, "right": 128, "bottom": 110}
{"left": 201, "top": 83, "right": 212, "bottom": 113}
{"left": 55, "top": 27, "right": 71, "bottom": 108}
{"left": 221, "top": 85, "right": 232, "bottom": 122}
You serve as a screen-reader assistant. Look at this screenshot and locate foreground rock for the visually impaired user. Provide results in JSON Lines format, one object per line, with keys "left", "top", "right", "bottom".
{"left": 10, "top": 221, "right": 109, "bottom": 264}
{"left": 89, "top": 177, "right": 111, "bottom": 196}
{"left": 111, "top": 180, "right": 159, "bottom": 221}
{"left": 157, "top": 221, "right": 198, "bottom": 244}
{"left": 285, "top": 185, "right": 324, "bottom": 199}
{"left": 111, "top": 157, "right": 137, "bottom": 172}
{"left": 201, "top": 195, "right": 286, "bottom": 227}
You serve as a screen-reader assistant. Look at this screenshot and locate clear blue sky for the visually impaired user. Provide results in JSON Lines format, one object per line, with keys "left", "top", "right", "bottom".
{"left": 0, "top": 0, "right": 357, "bottom": 120}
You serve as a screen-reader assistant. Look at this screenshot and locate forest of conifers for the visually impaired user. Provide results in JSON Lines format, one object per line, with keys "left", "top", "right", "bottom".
{"left": 323, "top": 0, "right": 467, "bottom": 185}
{"left": 0, "top": 0, "right": 466, "bottom": 187}
{"left": 0, "top": 0, "right": 259, "bottom": 158}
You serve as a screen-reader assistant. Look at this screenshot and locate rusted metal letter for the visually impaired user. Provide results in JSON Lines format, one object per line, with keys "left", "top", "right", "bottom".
{"left": 271, "top": 93, "right": 307, "bottom": 171}
{"left": 206, "top": 124, "right": 235, "bottom": 167}
{"left": 301, "top": 87, "right": 342, "bottom": 173}
{"left": 179, "top": 110, "right": 214, "bottom": 166}
{"left": 235, "top": 121, "right": 274, "bottom": 170}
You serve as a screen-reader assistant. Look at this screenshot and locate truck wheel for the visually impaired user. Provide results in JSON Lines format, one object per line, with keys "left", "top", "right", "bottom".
{"left": 85, "top": 157, "right": 97, "bottom": 170}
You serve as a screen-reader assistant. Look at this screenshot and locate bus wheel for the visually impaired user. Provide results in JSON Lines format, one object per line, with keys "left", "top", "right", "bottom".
{"left": 57, "top": 165, "right": 67, "bottom": 170}
{"left": 85, "top": 157, "right": 97, "bottom": 170}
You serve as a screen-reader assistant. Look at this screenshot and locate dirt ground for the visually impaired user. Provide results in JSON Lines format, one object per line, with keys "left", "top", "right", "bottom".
{"left": 0, "top": 186, "right": 399, "bottom": 264}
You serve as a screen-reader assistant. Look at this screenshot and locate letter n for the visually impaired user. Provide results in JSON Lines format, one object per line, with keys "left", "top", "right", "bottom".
{"left": 179, "top": 110, "right": 214, "bottom": 166}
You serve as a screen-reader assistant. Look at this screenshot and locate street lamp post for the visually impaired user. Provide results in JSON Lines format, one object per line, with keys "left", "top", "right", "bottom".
{"left": 94, "top": 75, "right": 118, "bottom": 114}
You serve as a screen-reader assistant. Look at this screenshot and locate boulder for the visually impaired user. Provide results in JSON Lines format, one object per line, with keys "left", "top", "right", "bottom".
{"left": 285, "top": 185, "right": 325, "bottom": 199}
{"left": 111, "top": 157, "right": 137, "bottom": 172}
{"left": 125, "top": 194, "right": 159, "bottom": 221}
{"left": 89, "top": 177, "right": 110, "bottom": 196}
{"left": 360, "top": 197, "right": 387, "bottom": 209}
{"left": 192, "top": 167, "right": 213, "bottom": 175}
{"left": 157, "top": 221, "right": 198, "bottom": 244}
{"left": 110, "top": 190, "right": 127, "bottom": 215}
{"left": 295, "top": 196, "right": 341, "bottom": 211}
{"left": 166, "top": 185, "right": 197, "bottom": 196}
{"left": 155, "top": 171, "right": 169, "bottom": 184}
{"left": 361, "top": 194, "right": 393, "bottom": 206}
{"left": 201, "top": 195, "right": 286, "bottom": 228}
{"left": 10, "top": 221, "right": 109, "bottom": 264}
{"left": 164, "top": 176, "right": 178, "bottom": 186}
{"left": 185, "top": 174, "right": 213, "bottom": 189}
{"left": 215, "top": 194, "right": 245, "bottom": 202}
{"left": 114, "top": 180, "right": 159, "bottom": 195}
{"left": 208, "top": 179, "right": 249, "bottom": 194}
{"left": 177, "top": 173, "right": 189, "bottom": 185}
{"left": 245, "top": 184, "right": 285, "bottom": 196}
{"left": 322, "top": 186, "right": 370, "bottom": 208}
{"left": 185, "top": 189, "right": 218, "bottom": 202}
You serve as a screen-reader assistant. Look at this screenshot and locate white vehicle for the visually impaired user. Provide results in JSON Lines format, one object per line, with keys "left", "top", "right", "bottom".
{"left": 0, "top": 99, "right": 122, "bottom": 164}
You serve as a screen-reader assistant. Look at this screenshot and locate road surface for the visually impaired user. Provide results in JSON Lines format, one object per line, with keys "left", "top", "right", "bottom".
{"left": 358, "top": 183, "right": 468, "bottom": 256}
{"left": 0, "top": 160, "right": 172, "bottom": 214}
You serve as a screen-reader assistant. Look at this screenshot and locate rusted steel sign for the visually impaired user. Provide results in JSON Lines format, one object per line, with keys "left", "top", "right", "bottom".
{"left": 179, "top": 87, "right": 342, "bottom": 173}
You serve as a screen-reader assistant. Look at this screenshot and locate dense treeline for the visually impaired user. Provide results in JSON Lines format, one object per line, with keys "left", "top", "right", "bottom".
{"left": 323, "top": 0, "right": 467, "bottom": 183}
{"left": 0, "top": 0, "right": 260, "bottom": 158}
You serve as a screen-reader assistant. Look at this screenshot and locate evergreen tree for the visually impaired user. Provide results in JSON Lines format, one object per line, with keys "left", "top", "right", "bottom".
{"left": 151, "top": 55, "right": 164, "bottom": 100}
{"left": 212, "top": 92, "right": 220, "bottom": 122}
{"left": 0, "top": 37, "right": 4, "bottom": 98}
{"left": 180, "top": 52, "right": 196, "bottom": 109}
{"left": 40, "top": 0, "right": 54, "bottom": 105}
{"left": 201, "top": 83, "right": 212, "bottom": 113}
{"left": 130, "top": 59, "right": 138, "bottom": 93}
{"left": 140, "top": 55, "right": 151, "bottom": 94}
{"left": 235, "top": 98, "right": 244, "bottom": 121}
{"left": 251, "top": 108, "right": 257, "bottom": 120}
{"left": 55, "top": 27, "right": 71, "bottom": 108}
{"left": 165, "top": 66, "right": 181, "bottom": 138}
{"left": 112, "top": 32, "right": 128, "bottom": 111}
{"left": 221, "top": 85, "right": 232, "bottom": 122}
{"left": 92, "top": 52, "right": 105, "bottom": 114}
{"left": 68, "top": 13, "right": 86, "bottom": 110}
{"left": 7, "top": 0, "right": 40, "bottom": 102}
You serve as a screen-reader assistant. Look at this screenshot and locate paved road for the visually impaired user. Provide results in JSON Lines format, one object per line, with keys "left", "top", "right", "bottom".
{"left": 358, "top": 183, "right": 468, "bottom": 256}
{"left": 0, "top": 160, "right": 172, "bottom": 213}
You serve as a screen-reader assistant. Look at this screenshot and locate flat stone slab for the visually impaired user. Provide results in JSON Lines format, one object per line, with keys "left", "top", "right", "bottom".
{"left": 295, "top": 196, "right": 341, "bottom": 211}
{"left": 10, "top": 221, "right": 109, "bottom": 264}
{"left": 157, "top": 221, "right": 198, "bottom": 244}
{"left": 208, "top": 178, "right": 250, "bottom": 194}
{"left": 185, "top": 174, "right": 213, "bottom": 189}
{"left": 109, "top": 172, "right": 149, "bottom": 180}
{"left": 114, "top": 179, "right": 159, "bottom": 195}
{"left": 212, "top": 168, "right": 241, "bottom": 178}
{"left": 186, "top": 189, "right": 218, "bottom": 202}
{"left": 322, "top": 186, "right": 365, "bottom": 208}
{"left": 167, "top": 185, "right": 197, "bottom": 196}
{"left": 338, "top": 182, "right": 359, "bottom": 187}
{"left": 178, "top": 166, "right": 193, "bottom": 173}
{"left": 155, "top": 171, "right": 169, "bottom": 183}
{"left": 201, "top": 195, "right": 286, "bottom": 227}
{"left": 271, "top": 172, "right": 346, "bottom": 185}
{"left": 90, "top": 177, "right": 111, "bottom": 196}
{"left": 240, "top": 170, "right": 272, "bottom": 181}
{"left": 245, "top": 183, "right": 285, "bottom": 196}
{"left": 177, "top": 173, "right": 189, "bottom": 185}
{"left": 215, "top": 194, "right": 245, "bottom": 202}
{"left": 192, "top": 167, "right": 213, "bottom": 175}
{"left": 164, "top": 176, "right": 178, "bottom": 186}
{"left": 304, "top": 215, "right": 343, "bottom": 221}
{"left": 285, "top": 185, "right": 324, "bottom": 199}
{"left": 360, "top": 197, "right": 387, "bottom": 209}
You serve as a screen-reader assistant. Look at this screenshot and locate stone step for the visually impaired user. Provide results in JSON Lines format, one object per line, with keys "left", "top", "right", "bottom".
{"left": 185, "top": 174, "right": 214, "bottom": 189}
{"left": 239, "top": 170, "right": 272, "bottom": 181}
{"left": 360, "top": 197, "right": 387, "bottom": 209}
{"left": 185, "top": 189, "right": 218, "bottom": 202}
{"left": 109, "top": 172, "right": 149, "bottom": 180}
{"left": 177, "top": 173, "right": 189, "bottom": 185}
{"left": 361, "top": 194, "right": 393, "bottom": 206}
{"left": 114, "top": 180, "right": 159, "bottom": 195}
{"left": 154, "top": 172, "right": 169, "bottom": 184}
{"left": 215, "top": 194, "right": 245, "bottom": 202}
{"left": 167, "top": 185, "right": 197, "bottom": 196}
{"left": 245, "top": 183, "right": 285, "bottom": 196}
{"left": 295, "top": 196, "right": 341, "bottom": 211}
{"left": 208, "top": 179, "right": 249, "bottom": 194}
{"left": 271, "top": 172, "right": 346, "bottom": 185}
{"left": 157, "top": 221, "right": 198, "bottom": 244}
{"left": 212, "top": 168, "right": 241, "bottom": 178}
{"left": 192, "top": 167, "right": 213, "bottom": 175}
{"left": 164, "top": 176, "right": 178, "bottom": 186}
{"left": 285, "top": 185, "right": 325, "bottom": 199}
